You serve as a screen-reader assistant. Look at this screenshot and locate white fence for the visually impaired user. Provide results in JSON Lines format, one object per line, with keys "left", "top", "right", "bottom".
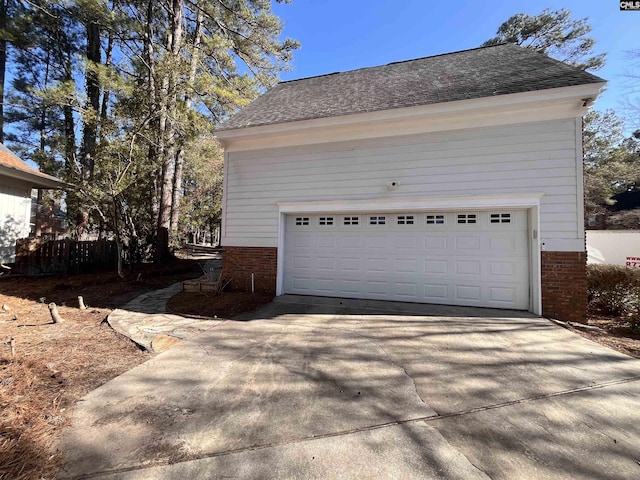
{"left": 586, "top": 230, "right": 640, "bottom": 267}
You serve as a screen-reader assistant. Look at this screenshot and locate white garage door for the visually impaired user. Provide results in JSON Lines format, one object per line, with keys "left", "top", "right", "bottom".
{"left": 284, "top": 211, "right": 530, "bottom": 309}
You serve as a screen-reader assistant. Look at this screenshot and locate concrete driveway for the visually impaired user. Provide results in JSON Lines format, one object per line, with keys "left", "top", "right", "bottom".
{"left": 59, "top": 296, "right": 640, "bottom": 479}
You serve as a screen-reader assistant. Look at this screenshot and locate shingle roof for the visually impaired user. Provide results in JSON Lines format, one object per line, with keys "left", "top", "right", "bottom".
{"left": 0, "top": 143, "right": 67, "bottom": 188}
{"left": 219, "top": 43, "right": 605, "bottom": 131}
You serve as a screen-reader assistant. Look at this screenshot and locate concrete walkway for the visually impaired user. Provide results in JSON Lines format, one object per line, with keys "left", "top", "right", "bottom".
{"left": 107, "top": 255, "right": 223, "bottom": 352}
{"left": 60, "top": 297, "right": 640, "bottom": 479}
{"left": 107, "top": 283, "right": 222, "bottom": 352}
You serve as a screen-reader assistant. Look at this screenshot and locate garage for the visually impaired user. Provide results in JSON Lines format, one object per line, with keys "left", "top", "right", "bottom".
{"left": 283, "top": 210, "right": 530, "bottom": 309}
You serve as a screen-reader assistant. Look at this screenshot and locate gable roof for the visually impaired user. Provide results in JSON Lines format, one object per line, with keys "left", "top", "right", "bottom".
{"left": 0, "top": 143, "right": 67, "bottom": 189}
{"left": 219, "top": 43, "right": 605, "bottom": 132}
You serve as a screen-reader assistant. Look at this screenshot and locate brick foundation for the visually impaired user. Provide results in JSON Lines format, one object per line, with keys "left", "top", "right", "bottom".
{"left": 541, "top": 251, "right": 587, "bottom": 323}
{"left": 221, "top": 246, "right": 277, "bottom": 294}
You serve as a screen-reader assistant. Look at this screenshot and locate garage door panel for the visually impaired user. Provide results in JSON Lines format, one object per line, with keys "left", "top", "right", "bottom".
{"left": 292, "top": 256, "right": 312, "bottom": 269}
{"left": 489, "top": 260, "right": 515, "bottom": 276}
{"left": 455, "top": 235, "right": 481, "bottom": 251}
{"left": 316, "top": 257, "right": 335, "bottom": 271}
{"left": 339, "top": 279, "right": 362, "bottom": 294}
{"left": 284, "top": 211, "right": 529, "bottom": 310}
{"left": 424, "top": 235, "right": 447, "bottom": 250}
{"left": 489, "top": 236, "right": 516, "bottom": 252}
{"left": 366, "top": 257, "right": 391, "bottom": 273}
{"left": 490, "top": 286, "right": 517, "bottom": 303}
{"left": 316, "top": 236, "right": 336, "bottom": 249}
{"left": 365, "top": 279, "right": 390, "bottom": 296}
{"left": 455, "top": 285, "right": 482, "bottom": 302}
{"left": 455, "top": 260, "right": 481, "bottom": 276}
{"left": 395, "top": 258, "right": 418, "bottom": 274}
{"left": 339, "top": 257, "right": 361, "bottom": 272}
{"left": 395, "top": 282, "right": 418, "bottom": 298}
{"left": 394, "top": 235, "right": 418, "bottom": 250}
{"left": 338, "top": 236, "right": 363, "bottom": 249}
{"left": 290, "top": 276, "right": 315, "bottom": 292}
{"left": 424, "top": 259, "right": 448, "bottom": 274}
{"left": 424, "top": 283, "right": 449, "bottom": 300}
{"left": 293, "top": 235, "right": 313, "bottom": 248}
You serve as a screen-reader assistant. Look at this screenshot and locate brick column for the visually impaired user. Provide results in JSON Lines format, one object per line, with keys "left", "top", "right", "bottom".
{"left": 541, "top": 251, "right": 587, "bottom": 322}
{"left": 221, "top": 246, "right": 277, "bottom": 294}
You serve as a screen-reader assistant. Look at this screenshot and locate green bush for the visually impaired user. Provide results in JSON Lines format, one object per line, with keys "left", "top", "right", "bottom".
{"left": 587, "top": 264, "right": 640, "bottom": 329}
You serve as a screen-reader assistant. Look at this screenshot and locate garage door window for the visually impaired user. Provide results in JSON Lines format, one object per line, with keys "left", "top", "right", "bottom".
{"left": 344, "top": 216, "right": 359, "bottom": 226}
{"left": 490, "top": 213, "right": 511, "bottom": 224}
{"left": 369, "top": 216, "right": 386, "bottom": 225}
{"left": 319, "top": 217, "right": 334, "bottom": 226}
{"left": 295, "top": 217, "right": 310, "bottom": 226}
{"left": 457, "top": 214, "right": 477, "bottom": 224}
{"left": 426, "top": 214, "right": 445, "bottom": 225}
{"left": 397, "top": 215, "right": 415, "bottom": 225}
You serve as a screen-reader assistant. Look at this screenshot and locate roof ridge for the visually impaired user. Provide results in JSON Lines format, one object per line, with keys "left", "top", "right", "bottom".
{"left": 279, "top": 43, "right": 511, "bottom": 85}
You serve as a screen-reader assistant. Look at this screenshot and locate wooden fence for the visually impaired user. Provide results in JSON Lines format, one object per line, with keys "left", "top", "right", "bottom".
{"left": 14, "top": 238, "right": 117, "bottom": 276}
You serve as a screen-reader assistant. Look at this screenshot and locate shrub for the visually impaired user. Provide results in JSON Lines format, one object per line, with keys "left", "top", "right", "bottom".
{"left": 587, "top": 264, "right": 640, "bottom": 330}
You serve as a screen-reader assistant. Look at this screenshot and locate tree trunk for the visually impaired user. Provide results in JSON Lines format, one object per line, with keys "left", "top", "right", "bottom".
{"left": 144, "top": 0, "right": 161, "bottom": 232}
{"left": 170, "top": 148, "right": 183, "bottom": 232}
{"left": 170, "top": 8, "right": 202, "bottom": 233}
{"left": 155, "top": 0, "right": 183, "bottom": 260}
{"left": 0, "top": 0, "right": 6, "bottom": 143}
{"left": 62, "top": 45, "right": 76, "bottom": 174}
{"left": 99, "top": 30, "right": 114, "bottom": 144}
{"left": 34, "top": 190, "right": 43, "bottom": 237}
{"left": 81, "top": 20, "right": 101, "bottom": 181}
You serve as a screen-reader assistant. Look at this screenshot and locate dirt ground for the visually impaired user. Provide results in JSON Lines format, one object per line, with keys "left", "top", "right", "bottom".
{"left": 1, "top": 260, "right": 638, "bottom": 480}
{"left": 568, "top": 316, "right": 640, "bottom": 359}
{"left": 0, "top": 258, "right": 202, "bottom": 480}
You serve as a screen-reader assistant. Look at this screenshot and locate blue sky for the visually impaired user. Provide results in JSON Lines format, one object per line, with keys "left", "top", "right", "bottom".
{"left": 272, "top": 0, "right": 639, "bottom": 126}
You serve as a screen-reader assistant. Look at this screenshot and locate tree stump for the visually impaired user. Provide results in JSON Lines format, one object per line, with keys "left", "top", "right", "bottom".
{"left": 48, "top": 303, "right": 65, "bottom": 324}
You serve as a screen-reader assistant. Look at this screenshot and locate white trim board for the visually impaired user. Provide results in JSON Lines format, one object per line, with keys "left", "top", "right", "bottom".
{"left": 277, "top": 193, "right": 544, "bottom": 214}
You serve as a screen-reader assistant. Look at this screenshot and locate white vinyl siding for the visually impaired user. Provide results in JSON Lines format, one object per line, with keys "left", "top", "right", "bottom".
{"left": 223, "top": 119, "right": 580, "bottom": 251}
{"left": 0, "top": 178, "right": 33, "bottom": 263}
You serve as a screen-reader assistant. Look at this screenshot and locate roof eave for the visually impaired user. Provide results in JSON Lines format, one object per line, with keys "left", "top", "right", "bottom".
{"left": 0, "top": 164, "right": 70, "bottom": 189}
{"left": 216, "top": 82, "right": 606, "bottom": 151}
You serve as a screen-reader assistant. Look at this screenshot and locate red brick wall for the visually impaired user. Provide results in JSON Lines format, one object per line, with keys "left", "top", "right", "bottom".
{"left": 221, "top": 246, "right": 277, "bottom": 294}
{"left": 541, "top": 251, "right": 587, "bottom": 323}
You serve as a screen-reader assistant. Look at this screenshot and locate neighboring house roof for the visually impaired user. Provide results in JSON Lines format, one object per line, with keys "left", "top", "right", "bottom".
{"left": 219, "top": 43, "right": 605, "bottom": 131}
{"left": 0, "top": 143, "right": 67, "bottom": 189}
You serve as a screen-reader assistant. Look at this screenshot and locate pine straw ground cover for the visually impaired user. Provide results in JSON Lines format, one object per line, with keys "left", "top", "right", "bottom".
{"left": 0, "top": 259, "right": 202, "bottom": 480}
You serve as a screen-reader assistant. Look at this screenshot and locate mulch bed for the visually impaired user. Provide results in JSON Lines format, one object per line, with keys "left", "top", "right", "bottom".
{"left": 167, "top": 291, "right": 274, "bottom": 319}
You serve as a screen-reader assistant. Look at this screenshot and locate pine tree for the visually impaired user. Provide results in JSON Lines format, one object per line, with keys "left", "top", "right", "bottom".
{"left": 4, "top": 0, "right": 299, "bottom": 266}
{"left": 482, "top": 8, "right": 605, "bottom": 71}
